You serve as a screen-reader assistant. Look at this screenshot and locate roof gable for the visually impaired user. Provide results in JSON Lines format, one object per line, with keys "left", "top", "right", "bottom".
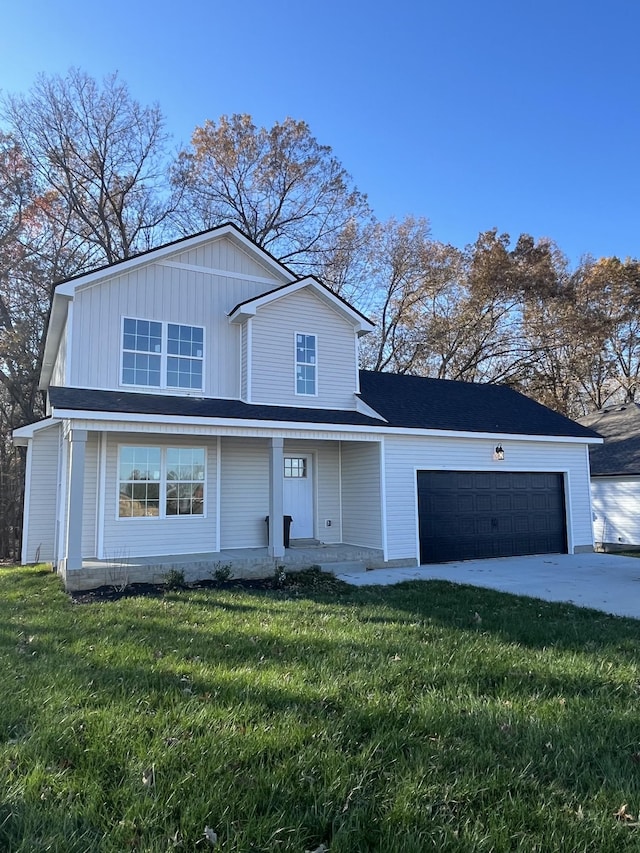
{"left": 40, "top": 224, "right": 298, "bottom": 389}
{"left": 228, "top": 276, "right": 375, "bottom": 336}
{"left": 54, "top": 223, "right": 296, "bottom": 296}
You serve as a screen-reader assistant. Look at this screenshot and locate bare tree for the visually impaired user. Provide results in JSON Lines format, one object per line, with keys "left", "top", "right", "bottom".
{"left": 172, "top": 114, "right": 371, "bottom": 275}
{"left": 3, "top": 68, "right": 177, "bottom": 265}
{"left": 0, "top": 72, "right": 179, "bottom": 558}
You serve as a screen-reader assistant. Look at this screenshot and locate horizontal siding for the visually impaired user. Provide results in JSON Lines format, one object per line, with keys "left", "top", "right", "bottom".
{"left": 69, "top": 234, "right": 281, "bottom": 397}
{"left": 384, "top": 436, "right": 594, "bottom": 562}
{"left": 220, "top": 438, "right": 269, "bottom": 548}
{"left": 284, "top": 440, "right": 341, "bottom": 544}
{"left": 24, "top": 424, "right": 60, "bottom": 562}
{"left": 219, "top": 438, "right": 343, "bottom": 549}
{"left": 101, "top": 434, "right": 218, "bottom": 559}
{"left": 250, "top": 289, "right": 358, "bottom": 409}
{"left": 591, "top": 477, "right": 640, "bottom": 546}
{"left": 341, "top": 441, "right": 383, "bottom": 548}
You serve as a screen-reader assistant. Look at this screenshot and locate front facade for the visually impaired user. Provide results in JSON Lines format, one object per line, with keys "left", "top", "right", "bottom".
{"left": 15, "top": 224, "right": 601, "bottom": 589}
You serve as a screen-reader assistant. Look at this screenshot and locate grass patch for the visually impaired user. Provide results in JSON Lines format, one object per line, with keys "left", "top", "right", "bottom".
{"left": 1, "top": 564, "right": 640, "bottom": 851}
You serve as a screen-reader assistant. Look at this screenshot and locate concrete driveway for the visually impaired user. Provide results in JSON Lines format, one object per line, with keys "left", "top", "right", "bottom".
{"left": 337, "top": 553, "right": 640, "bottom": 619}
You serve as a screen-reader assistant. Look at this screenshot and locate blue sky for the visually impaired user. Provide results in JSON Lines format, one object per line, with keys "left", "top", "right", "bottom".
{"left": 1, "top": 0, "right": 638, "bottom": 265}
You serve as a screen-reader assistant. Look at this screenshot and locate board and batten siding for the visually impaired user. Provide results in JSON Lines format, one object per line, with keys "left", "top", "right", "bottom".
{"left": 68, "top": 236, "right": 283, "bottom": 396}
{"left": 171, "top": 237, "right": 283, "bottom": 280}
{"left": 250, "top": 289, "right": 359, "bottom": 410}
{"left": 23, "top": 423, "right": 61, "bottom": 563}
{"left": 284, "top": 440, "right": 341, "bottom": 544}
{"left": 383, "top": 435, "right": 594, "bottom": 562}
{"left": 100, "top": 434, "right": 218, "bottom": 559}
{"left": 341, "top": 441, "right": 383, "bottom": 549}
{"left": 591, "top": 476, "right": 640, "bottom": 547}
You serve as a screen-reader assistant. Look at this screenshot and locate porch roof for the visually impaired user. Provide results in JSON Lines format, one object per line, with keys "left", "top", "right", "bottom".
{"left": 48, "top": 386, "right": 384, "bottom": 427}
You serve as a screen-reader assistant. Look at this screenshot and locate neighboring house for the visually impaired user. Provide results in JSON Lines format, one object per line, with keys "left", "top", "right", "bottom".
{"left": 578, "top": 404, "right": 640, "bottom": 550}
{"left": 14, "top": 223, "right": 601, "bottom": 590}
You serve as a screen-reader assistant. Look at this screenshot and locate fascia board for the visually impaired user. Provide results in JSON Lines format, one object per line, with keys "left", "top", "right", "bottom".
{"left": 39, "top": 297, "right": 71, "bottom": 390}
{"left": 48, "top": 406, "right": 603, "bottom": 443}
{"left": 12, "top": 417, "right": 61, "bottom": 443}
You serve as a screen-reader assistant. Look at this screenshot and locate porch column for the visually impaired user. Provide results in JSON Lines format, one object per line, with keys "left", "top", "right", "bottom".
{"left": 268, "top": 437, "right": 285, "bottom": 558}
{"left": 65, "top": 429, "right": 87, "bottom": 571}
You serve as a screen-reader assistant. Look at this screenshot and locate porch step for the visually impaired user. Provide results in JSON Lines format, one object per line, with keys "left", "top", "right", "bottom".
{"left": 288, "top": 538, "right": 321, "bottom": 548}
{"left": 318, "top": 560, "right": 368, "bottom": 576}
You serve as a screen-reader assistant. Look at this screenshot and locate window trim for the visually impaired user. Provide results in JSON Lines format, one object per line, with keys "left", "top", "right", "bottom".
{"left": 294, "top": 331, "right": 318, "bottom": 397}
{"left": 117, "top": 444, "right": 207, "bottom": 521}
{"left": 120, "top": 316, "right": 205, "bottom": 392}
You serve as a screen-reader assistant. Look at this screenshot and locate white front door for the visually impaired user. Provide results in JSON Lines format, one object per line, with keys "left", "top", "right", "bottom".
{"left": 283, "top": 455, "right": 314, "bottom": 539}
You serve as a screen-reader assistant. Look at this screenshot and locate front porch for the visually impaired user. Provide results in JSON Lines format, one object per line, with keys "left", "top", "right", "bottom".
{"left": 60, "top": 542, "right": 413, "bottom": 591}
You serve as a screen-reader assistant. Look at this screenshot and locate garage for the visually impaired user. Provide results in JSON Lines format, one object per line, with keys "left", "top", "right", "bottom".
{"left": 417, "top": 470, "right": 567, "bottom": 564}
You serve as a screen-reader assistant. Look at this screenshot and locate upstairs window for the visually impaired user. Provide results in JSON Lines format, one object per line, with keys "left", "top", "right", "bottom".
{"left": 295, "top": 333, "right": 316, "bottom": 396}
{"left": 122, "top": 319, "right": 162, "bottom": 387}
{"left": 167, "top": 324, "right": 204, "bottom": 389}
{"left": 122, "top": 318, "right": 204, "bottom": 391}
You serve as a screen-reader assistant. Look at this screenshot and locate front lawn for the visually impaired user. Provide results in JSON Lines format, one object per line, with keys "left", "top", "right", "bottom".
{"left": 1, "top": 564, "right": 640, "bottom": 852}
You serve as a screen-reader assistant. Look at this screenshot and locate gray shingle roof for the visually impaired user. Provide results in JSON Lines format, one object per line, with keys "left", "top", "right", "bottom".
{"left": 359, "top": 371, "right": 600, "bottom": 438}
{"left": 577, "top": 404, "right": 640, "bottom": 475}
{"left": 49, "top": 372, "right": 600, "bottom": 440}
{"left": 48, "top": 387, "right": 383, "bottom": 427}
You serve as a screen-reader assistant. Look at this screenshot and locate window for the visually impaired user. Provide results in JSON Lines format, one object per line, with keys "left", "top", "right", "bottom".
{"left": 167, "top": 324, "right": 204, "bottom": 389}
{"left": 118, "top": 446, "right": 205, "bottom": 519}
{"left": 122, "top": 319, "right": 162, "bottom": 387}
{"left": 166, "top": 448, "right": 205, "bottom": 515}
{"left": 284, "top": 457, "right": 307, "bottom": 478}
{"left": 295, "top": 333, "right": 316, "bottom": 395}
{"left": 122, "top": 318, "right": 204, "bottom": 390}
{"left": 119, "top": 447, "right": 161, "bottom": 517}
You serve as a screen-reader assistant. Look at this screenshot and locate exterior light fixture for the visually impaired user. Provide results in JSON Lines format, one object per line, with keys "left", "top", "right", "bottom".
{"left": 494, "top": 445, "right": 505, "bottom": 461}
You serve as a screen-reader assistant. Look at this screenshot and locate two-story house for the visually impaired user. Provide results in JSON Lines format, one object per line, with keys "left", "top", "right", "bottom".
{"left": 14, "top": 223, "right": 601, "bottom": 590}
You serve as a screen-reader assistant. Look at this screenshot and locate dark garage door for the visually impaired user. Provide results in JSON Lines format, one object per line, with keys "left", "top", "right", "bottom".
{"left": 417, "top": 471, "right": 567, "bottom": 564}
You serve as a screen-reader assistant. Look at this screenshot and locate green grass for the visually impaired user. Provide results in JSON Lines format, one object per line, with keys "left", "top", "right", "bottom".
{"left": 2, "top": 565, "right": 640, "bottom": 852}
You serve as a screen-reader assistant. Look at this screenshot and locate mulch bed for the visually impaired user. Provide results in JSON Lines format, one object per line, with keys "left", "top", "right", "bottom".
{"left": 70, "top": 576, "right": 280, "bottom": 605}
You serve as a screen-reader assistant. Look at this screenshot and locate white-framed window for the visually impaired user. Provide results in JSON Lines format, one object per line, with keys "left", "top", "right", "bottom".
{"left": 122, "top": 318, "right": 204, "bottom": 391}
{"left": 118, "top": 445, "right": 205, "bottom": 519}
{"left": 295, "top": 333, "right": 317, "bottom": 395}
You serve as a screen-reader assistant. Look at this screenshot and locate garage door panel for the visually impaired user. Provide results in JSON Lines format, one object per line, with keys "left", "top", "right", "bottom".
{"left": 457, "top": 494, "right": 474, "bottom": 513}
{"left": 476, "top": 494, "right": 493, "bottom": 512}
{"left": 418, "top": 470, "right": 567, "bottom": 564}
{"left": 495, "top": 494, "right": 513, "bottom": 512}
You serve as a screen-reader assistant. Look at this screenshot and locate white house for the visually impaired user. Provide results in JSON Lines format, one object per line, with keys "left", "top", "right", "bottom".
{"left": 578, "top": 404, "right": 640, "bottom": 550}
{"left": 14, "top": 223, "right": 602, "bottom": 590}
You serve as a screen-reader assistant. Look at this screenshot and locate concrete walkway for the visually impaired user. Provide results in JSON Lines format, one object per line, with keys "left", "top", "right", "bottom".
{"left": 336, "top": 553, "right": 640, "bottom": 619}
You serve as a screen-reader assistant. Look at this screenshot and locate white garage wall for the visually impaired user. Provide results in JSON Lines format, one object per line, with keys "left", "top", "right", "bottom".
{"left": 383, "top": 435, "right": 594, "bottom": 562}
{"left": 591, "top": 476, "right": 640, "bottom": 547}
